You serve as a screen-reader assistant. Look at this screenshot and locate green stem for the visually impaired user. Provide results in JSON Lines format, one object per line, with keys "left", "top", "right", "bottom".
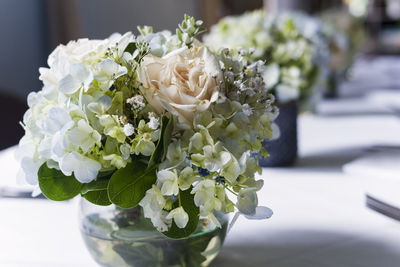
{"left": 179, "top": 254, "right": 187, "bottom": 267}
{"left": 224, "top": 185, "right": 238, "bottom": 196}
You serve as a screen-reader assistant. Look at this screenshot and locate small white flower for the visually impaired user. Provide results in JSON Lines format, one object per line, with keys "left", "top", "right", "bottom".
{"left": 59, "top": 152, "right": 102, "bottom": 183}
{"left": 42, "top": 108, "right": 74, "bottom": 135}
{"left": 148, "top": 112, "right": 160, "bottom": 130}
{"left": 120, "top": 144, "right": 131, "bottom": 160}
{"left": 237, "top": 187, "right": 258, "bottom": 215}
{"left": 201, "top": 213, "right": 221, "bottom": 230}
{"left": 59, "top": 64, "right": 93, "bottom": 95}
{"left": 157, "top": 170, "right": 179, "bottom": 196}
{"left": 126, "top": 95, "right": 145, "bottom": 110}
{"left": 242, "top": 104, "right": 253, "bottom": 116}
{"left": 93, "top": 59, "right": 127, "bottom": 90}
{"left": 123, "top": 123, "right": 135, "bottom": 136}
{"left": 140, "top": 185, "right": 166, "bottom": 214}
{"left": 68, "top": 119, "right": 101, "bottom": 152}
{"left": 160, "top": 141, "right": 186, "bottom": 169}
{"left": 191, "top": 179, "right": 215, "bottom": 207}
{"left": 151, "top": 211, "right": 172, "bottom": 232}
{"left": 203, "top": 142, "right": 231, "bottom": 172}
{"left": 178, "top": 167, "right": 199, "bottom": 190}
{"left": 166, "top": 207, "right": 189, "bottom": 228}
{"left": 87, "top": 95, "right": 112, "bottom": 114}
{"left": 140, "top": 186, "right": 171, "bottom": 231}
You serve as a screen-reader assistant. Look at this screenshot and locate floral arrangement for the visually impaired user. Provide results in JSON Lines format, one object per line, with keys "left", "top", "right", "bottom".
{"left": 204, "top": 10, "right": 327, "bottom": 108}
{"left": 321, "top": 8, "right": 366, "bottom": 76}
{"left": 16, "top": 16, "right": 276, "bottom": 238}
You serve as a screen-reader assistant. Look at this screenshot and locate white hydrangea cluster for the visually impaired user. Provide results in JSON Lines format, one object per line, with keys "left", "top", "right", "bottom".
{"left": 204, "top": 10, "right": 328, "bottom": 106}
{"left": 17, "top": 17, "right": 276, "bottom": 234}
{"left": 16, "top": 32, "right": 158, "bottom": 184}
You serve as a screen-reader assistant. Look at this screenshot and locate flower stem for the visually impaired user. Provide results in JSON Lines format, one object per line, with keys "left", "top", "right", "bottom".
{"left": 224, "top": 185, "right": 238, "bottom": 196}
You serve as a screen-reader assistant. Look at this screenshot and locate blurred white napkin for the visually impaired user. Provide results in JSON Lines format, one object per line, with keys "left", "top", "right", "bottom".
{"left": 366, "top": 90, "right": 400, "bottom": 112}
{"left": 343, "top": 148, "right": 400, "bottom": 206}
{"left": 339, "top": 56, "right": 400, "bottom": 98}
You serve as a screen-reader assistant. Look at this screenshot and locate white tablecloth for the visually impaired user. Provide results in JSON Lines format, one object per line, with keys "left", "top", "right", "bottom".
{"left": 2, "top": 57, "right": 400, "bottom": 267}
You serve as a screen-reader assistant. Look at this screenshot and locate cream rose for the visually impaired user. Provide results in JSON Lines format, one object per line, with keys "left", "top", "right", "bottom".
{"left": 137, "top": 43, "right": 222, "bottom": 126}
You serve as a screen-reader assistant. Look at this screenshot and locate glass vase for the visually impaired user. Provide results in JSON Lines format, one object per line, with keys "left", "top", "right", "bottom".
{"left": 79, "top": 199, "right": 229, "bottom": 267}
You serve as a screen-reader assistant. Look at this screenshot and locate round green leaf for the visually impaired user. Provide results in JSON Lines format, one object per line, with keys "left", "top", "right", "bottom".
{"left": 82, "top": 190, "right": 111, "bottom": 206}
{"left": 81, "top": 175, "right": 111, "bottom": 194}
{"left": 162, "top": 189, "right": 200, "bottom": 239}
{"left": 38, "top": 163, "right": 83, "bottom": 201}
{"left": 108, "top": 161, "right": 157, "bottom": 209}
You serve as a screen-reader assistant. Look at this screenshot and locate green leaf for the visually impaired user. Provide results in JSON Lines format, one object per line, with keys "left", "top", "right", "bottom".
{"left": 81, "top": 174, "right": 112, "bottom": 195}
{"left": 108, "top": 161, "right": 157, "bottom": 208}
{"left": 105, "top": 137, "right": 119, "bottom": 154}
{"left": 124, "top": 42, "right": 137, "bottom": 54}
{"left": 108, "top": 91, "right": 124, "bottom": 115}
{"left": 182, "top": 234, "right": 213, "bottom": 265}
{"left": 38, "top": 163, "right": 83, "bottom": 201}
{"left": 113, "top": 243, "right": 164, "bottom": 267}
{"left": 148, "top": 116, "right": 173, "bottom": 168}
{"left": 162, "top": 116, "right": 173, "bottom": 159}
{"left": 82, "top": 190, "right": 111, "bottom": 206}
{"left": 176, "top": 29, "right": 183, "bottom": 42}
{"left": 162, "top": 188, "right": 200, "bottom": 239}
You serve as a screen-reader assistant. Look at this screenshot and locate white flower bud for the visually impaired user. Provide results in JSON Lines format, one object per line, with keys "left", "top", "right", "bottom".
{"left": 123, "top": 123, "right": 135, "bottom": 136}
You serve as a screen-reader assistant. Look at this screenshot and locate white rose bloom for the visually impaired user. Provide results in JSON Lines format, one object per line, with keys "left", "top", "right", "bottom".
{"left": 166, "top": 207, "right": 189, "bottom": 229}
{"left": 48, "top": 38, "right": 106, "bottom": 66}
{"left": 137, "top": 43, "right": 222, "bottom": 126}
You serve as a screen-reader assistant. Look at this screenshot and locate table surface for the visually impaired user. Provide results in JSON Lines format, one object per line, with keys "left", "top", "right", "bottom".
{"left": 2, "top": 56, "right": 400, "bottom": 267}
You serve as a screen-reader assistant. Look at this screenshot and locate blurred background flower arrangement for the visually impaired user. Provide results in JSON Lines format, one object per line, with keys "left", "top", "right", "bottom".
{"left": 321, "top": 7, "right": 367, "bottom": 97}
{"left": 204, "top": 10, "right": 329, "bottom": 166}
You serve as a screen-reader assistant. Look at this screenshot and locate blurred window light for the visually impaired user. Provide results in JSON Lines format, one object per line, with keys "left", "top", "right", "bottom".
{"left": 386, "top": 0, "right": 400, "bottom": 19}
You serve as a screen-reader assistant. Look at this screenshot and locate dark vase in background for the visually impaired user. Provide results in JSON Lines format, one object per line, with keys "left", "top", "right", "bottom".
{"left": 259, "top": 101, "right": 298, "bottom": 167}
